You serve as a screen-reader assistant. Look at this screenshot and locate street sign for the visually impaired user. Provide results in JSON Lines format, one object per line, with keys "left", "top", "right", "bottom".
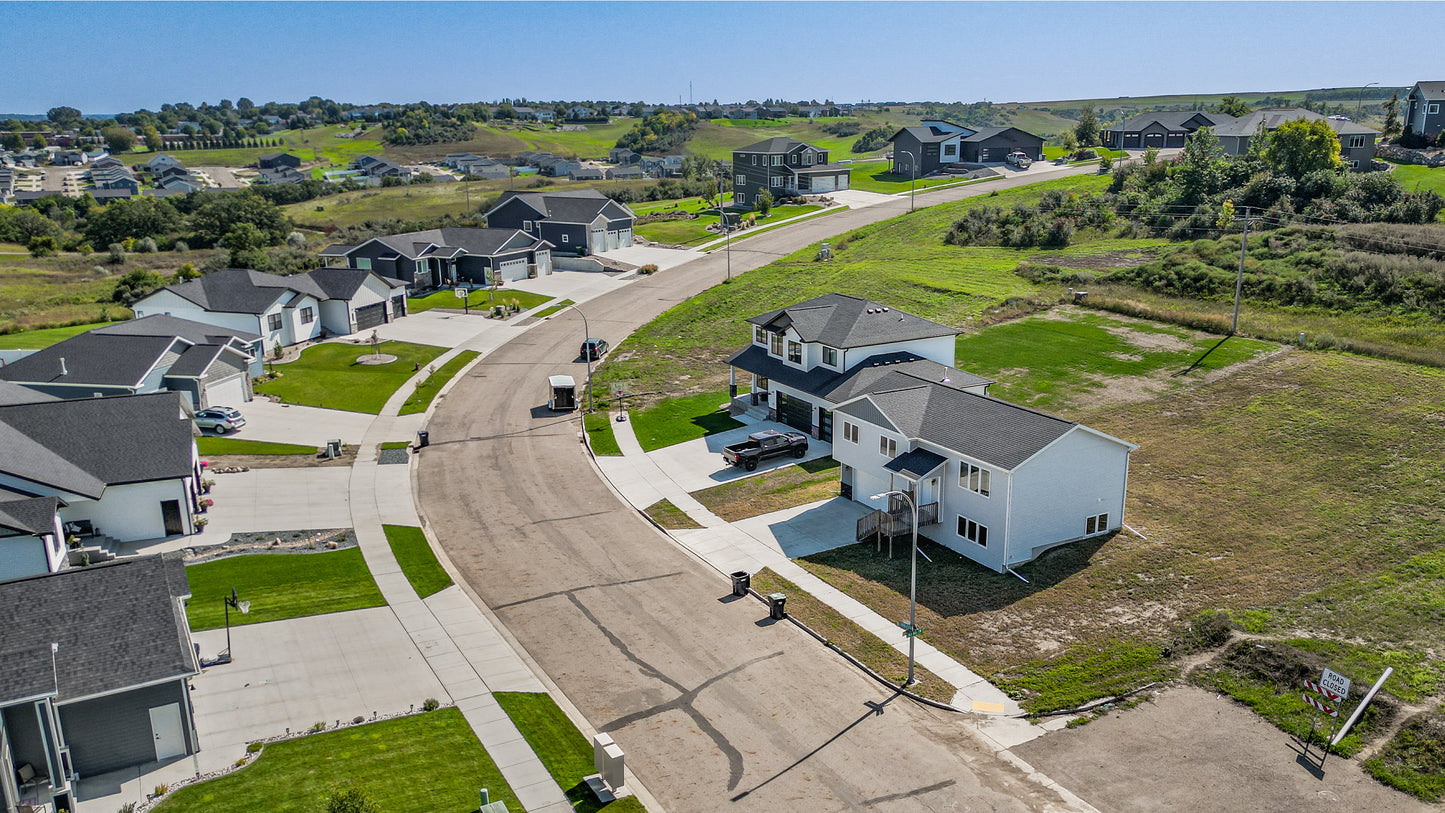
{"left": 1302, "top": 694, "right": 1337, "bottom": 717}
{"left": 897, "top": 621, "right": 922, "bottom": 638}
{"left": 454, "top": 287, "right": 467, "bottom": 298}
{"left": 1321, "top": 668, "right": 1352, "bottom": 699}
{"left": 1304, "top": 679, "right": 1344, "bottom": 703}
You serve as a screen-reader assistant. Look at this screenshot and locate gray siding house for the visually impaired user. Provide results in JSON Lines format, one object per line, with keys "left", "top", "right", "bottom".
{"left": 731, "top": 137, "right": 850, "bottom": 209}
{"left": 888, "top": 121, "right": 1046, "bottom": 176}
{"left": 1405, "top": 81, "right": 1445, "bottom": 141}
{"left": 484, "top": 189, "right": 635, "bottom": 255}
{"left": 1213, "top": 109, "right": 1379, "bottom": 168}
{"left": 0, "top": 555, "right": 200, "bottom": 813}
{"left": 1102, "top": 111, "right": 1229, "bottom": 150}
{"left": 322, "top": 227, "right": 555, "bottom": 288}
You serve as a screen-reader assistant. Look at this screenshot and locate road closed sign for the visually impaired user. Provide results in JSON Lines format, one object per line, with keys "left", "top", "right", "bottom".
{"left": 1321, "top": 668, "right": 1351, "bottom": 699}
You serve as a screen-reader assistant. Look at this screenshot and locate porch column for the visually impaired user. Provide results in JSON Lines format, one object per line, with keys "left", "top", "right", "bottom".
{"left": 729, "top": 367, "right": 737, "bottom": 400}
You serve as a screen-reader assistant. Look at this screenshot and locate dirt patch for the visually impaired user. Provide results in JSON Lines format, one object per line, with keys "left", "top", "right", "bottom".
{"left": 1102, "top": 323, "right": 1194, "bottom": 352}
{"left": 206, "top": 448, "right": 356, "bottom": 470}
{"left": 1071, "top": 372, "right": 1170, "bottom": 410}
{"left": 1029, "top": 248, "right": 1161, "bottom": 270}
{"left": 182, "top": 528, "right": 357, "bottom": 564}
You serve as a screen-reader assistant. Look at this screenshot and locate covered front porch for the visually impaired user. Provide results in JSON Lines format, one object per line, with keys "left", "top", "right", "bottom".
{"left": 1, "top": 692, "right": 75, "bottom": 813}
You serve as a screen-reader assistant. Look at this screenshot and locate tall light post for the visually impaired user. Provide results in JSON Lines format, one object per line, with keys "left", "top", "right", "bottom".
{"left": 221, "top": 587, "right": 249, "bottom": 664}
{"left": 870, "top": 489, "right": 920, "bottom": 686}
{"left": 1358, "top": 82, "right": 1379, "bottom": 114}
{"left": 717, "top": 168, "right": 732, "bottom": 282}
{"left": 569, "top": 303, "right": 594, "bottom": 412}
{"left": 899, "top": 147, "right": 919, "bottom": 212}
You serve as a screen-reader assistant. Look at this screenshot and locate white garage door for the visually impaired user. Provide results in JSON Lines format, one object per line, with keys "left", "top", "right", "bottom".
{"left": 812, "top": 175, "right": 836, "bottom": 193}
{"left": 606, "top": 230, "right": 619, "bottom": 251}
{"left": 203, "top": 373, "right": 250, "bottom": 408}
{"left": 536, "top": 250, "right": 552, "bottom": 275}
{"left": 590, "top": 228, "right": 605, "bottom": 252}
{"left": 619, "top": 228, "right": 632, "bottom": 247}
{"left": 838, "top": 174, "right": 849, "bottom": 190}
{"left": 498, "top": 258, "right": 528, "bottom": 282}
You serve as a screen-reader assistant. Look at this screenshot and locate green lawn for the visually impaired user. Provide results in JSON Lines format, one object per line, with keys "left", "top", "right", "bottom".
{"left": 152, "top": 709, "right": 519, "bottom": 813}
{"left": 494, "top": 693, "right": 648, "bottom": 813}
{"left": 583, "top": 410, "right": 622, "bottom": 456}
{"left": 0, "top": 321, "right": 109, "bottom": 349}
{"left": 399, "top": 350, "right": 479, "bottom": 415}
{"left": 196, "top": 438, "right": 315, "bottom": 456}
{"left": 122, "top": 124, "right": 384, "bottom": 171}
{"left": 184, "top": 547, "right": 385, "bottom": 631}
{"left": 953, "top": 309, "right": 1276, "bottom": 410}
{"left": 253, "top": 340, "right": 446, "bottom": 413}
{"left": 534, "top": 298, "right": 575, "bottom": 319}
{"left": 629, "top": 389, "right": 742, "bottom": 452}
{"left": 634, "top": 202, "right": 822, "bottom": 247}
{"left": 691, "top": 457, "right": 840, "bottom": 522}
{"left": 408, "top": 287, "right": 553, "bottom": 314}
{"left": 845, "top": 160, "right": 992, "bottom": 194}
{"left": 1389, "top": 163, "right": 1445, "bottom": 218}
{"left": 380, "top": 441, "right": 411, "bottom": 451}
{"left": 382, "top": 524, "right": 454, "bottom": 599}
{"left": 643, "top": 498, "right": 703, "bottom": 530}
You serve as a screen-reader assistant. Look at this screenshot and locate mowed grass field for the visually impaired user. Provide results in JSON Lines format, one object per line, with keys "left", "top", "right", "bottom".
{"left": 119, "top": 124, "right": 385, "bottom": 171}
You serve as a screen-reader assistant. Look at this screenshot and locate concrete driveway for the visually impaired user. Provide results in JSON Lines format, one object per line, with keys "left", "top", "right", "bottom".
{"left": 824, "top": 188, "right": 895, "bottom": 209}
{"left": 645, "top": 420, "right": 834, "bottom": 493}
{"left": 603, "top": 244, "right": 703, "bottom": 271}
{"left": 200, "top": 467, "right": 353, "bottom": 543}
{"left": 229, "top": 398, "right": 419, "bottom": 446}
{"left": 732, "top": 497, "right": 870, "bottom": 558}
{"left": 507, "top": 269, "right": 632, "bottom": 302}
{"left": 371, "top": 309, "right": 494, "bottom": 347}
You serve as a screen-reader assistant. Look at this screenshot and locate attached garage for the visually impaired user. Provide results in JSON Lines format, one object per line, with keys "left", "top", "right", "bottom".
{"left": 497, "top": 257, "right": 528, "bottom": 282}
{"left": 606, "top": 230, "right": 620, "bottom": 251}
{"left": 354, "top": 302, "right": 387, "bottom": 330}
{"left": 618, "top": 228, "right": 633, "bottom": 248}
{"left": 391, "top": 293, "right": 407, "bottom": 318}
{"left": 202, "top": 373, "right": 250, "bottom": 408}
{"left": 776, "top": 392, "right": 813, "bottom": 434}
{"left": 589, "top": 227, "right": 606, "bottom": 253}
{"left": 811, "top": 175, "right": 837, "bottom": 193}
{"left": 536, "top": 250, "right": 552, "bottom": 275}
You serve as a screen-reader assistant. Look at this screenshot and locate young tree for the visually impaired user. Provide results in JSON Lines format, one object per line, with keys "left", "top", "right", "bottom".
{"left": 1216, "top": 95, "right": 1251, "bottom": 117}
{"left": 1074, "top": 105, "right": 1100, "bottom": 147}
{"left": 1265, "top": 118, "right": 1343, "bottom": 177}
{"left": 102, "top": 126, "right": 137, "bottom": 154}
{"left": 324, "top": 783, "right": 378, "bottom": 813}
{"left": 143, "top": 125, "right": 163, "bottom": 151}
{"left": 755, "top": 190, "right": 773, "bottom": 216}
{"left": 1382, "top": 91, "right": 1402, "bottom": 140}
{"left": 31, "top": 134, "right": 47, "bottom": 150}
{"left": 1060, "top": 130, "right": 1078, "bottom": 152}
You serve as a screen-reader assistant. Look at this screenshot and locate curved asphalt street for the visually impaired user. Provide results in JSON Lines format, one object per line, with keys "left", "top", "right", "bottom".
{"left": 418, "top": 167, "right": 1097, "bottom": 812}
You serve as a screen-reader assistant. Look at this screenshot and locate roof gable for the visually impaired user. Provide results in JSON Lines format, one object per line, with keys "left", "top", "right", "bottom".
{"left": 748, "top": 294, "right": 958, "bottom": 348}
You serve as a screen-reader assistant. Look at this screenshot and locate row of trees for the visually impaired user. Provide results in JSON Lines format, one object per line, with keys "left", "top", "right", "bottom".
{"left": 614, "top": 110, "right": 700, "bottom": 155}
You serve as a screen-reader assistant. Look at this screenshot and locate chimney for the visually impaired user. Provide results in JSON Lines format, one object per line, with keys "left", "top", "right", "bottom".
{"left": 59, "top": 357, "right": 68, "bottom": 376}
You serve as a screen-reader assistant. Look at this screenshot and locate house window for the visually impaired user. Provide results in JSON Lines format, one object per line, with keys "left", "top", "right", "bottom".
{"left": 1350, "top": 160, "right": 1359, "bottom": 169}
{"left": 735, "top": 174, "right": 746, "bottom": 185}
{"left": 790, "top": 154, "right": 798, "bottom": 165}
{"left": 751, "top": 155, "right": 758, "bottom": 165}
{"left": 769, "top": 332, "right": 783, "bottom": 356}
{"left": 787, "top": 340, "right": 801, "bottom": 363}
{"left": 355, "top": 258, "right": 372, "bottom": 270}
{"left": 804, "top": 153, "right": 813, "bottom": 165}
{"left": 1348, "top": 136, "right": 1365, "bottom": 148}
{"left": 944, "top": 143, "right": 957, "bottom": 157}
{"left": 754, "top": 325, "right": 766, "bottom": 344}
{"left": 1085, "top": 512, "right": 1110, "bottom": 535}
{"left": 1431, "top": 103, "right": 1441, "bottom": 115}
{"left": 770, "top": 176, "right": 783, "bottom": 188}
{"left": 300, "top": 307, "right": 315, "bottom": 324}
{"left": 879, "top": 436, "right": 896, "bottom": 458}
{"left": 523, "top": 220, "right": 533, "bottom": 232}
{"left": 561, "top": 234, "right": 569, "bottom": 243}
{"left": 957, "top": 516, "right": 988, "bottom": 546}
{"left": 771, "top": 155, "right": 782, "bottom": 166}
{"left": 822, "top": 346, "right": 838, "bottom": 367}
{"left": 842, "top": 421, "right": 858, "bottom": 443}
{"left": 960, "top": 463, "right": 990, "bottom": 497}
{"left": 267, "top": 313, "right": 283, "bottom": 331}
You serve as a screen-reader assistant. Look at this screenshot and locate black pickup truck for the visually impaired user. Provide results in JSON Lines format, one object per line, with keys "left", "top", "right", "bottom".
{"left": 721, "top": 430, "right": 809, "bottom": 471}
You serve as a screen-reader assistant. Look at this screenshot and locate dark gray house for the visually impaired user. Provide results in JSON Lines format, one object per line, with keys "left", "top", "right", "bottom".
{"left": 257, "top": 152, "right": 302, "bottom": 171}
{"left": 1101, "top": 111, "right": 1230, "bottom": 150}
{"left": 731, "top": 137, "right": 851, "bottom": 209}
{"left": 1405, "top": 81, "right": 1445, "bottom": 141}
{"left": 1213, "top": 109, "right": 1379, "bottom": 168}
{"left": 0, "top": 555, "right": 200, "bottom": 812}
{"left": 484, "top": 189, "right": 635, "bottom": 255}
{"left": 321, "top": 227, "right": 555, "bottom": 287}
{"left": 0, "top": 315, "right": 260, "bottom": 408}
{"left": 888, "top": 121, "right": 1046, "bottom": 176}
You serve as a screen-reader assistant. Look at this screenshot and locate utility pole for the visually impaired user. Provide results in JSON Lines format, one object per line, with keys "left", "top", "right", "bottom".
{"left": 718, "top": 166, "right": 732, "bottom": 282}
{"left": 1232, "top": 206, "right": 1258, "bottom": 335}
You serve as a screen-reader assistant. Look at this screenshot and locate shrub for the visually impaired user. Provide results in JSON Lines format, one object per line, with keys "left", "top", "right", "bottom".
{"left": 108, "top": 243, "right": 126, "bottom": 264}
{"left": 309, "top": 720, "right": 326, "bottom": 732}
{"left": 325, "top": 782, "right": 380, "bottom": 813}
{"left": 422, "top": 697, "right": 440, "bottom": 712}
{"left": 153, "top": 784, "right": 169, "bottom": 797}
{"left": 638, "top": 264, "right": 658, "bottom": 275}
{"left": 137, "top": 237, "right": 158, "bottom": 253}
{"left": 27, "top": 235, "right": 59, "bottom": 257}
{"left": 173, "top": 239, "right": 189, "bottom": 253}
{"left": 246, "top": 741, "right": 263, "bottom": 752}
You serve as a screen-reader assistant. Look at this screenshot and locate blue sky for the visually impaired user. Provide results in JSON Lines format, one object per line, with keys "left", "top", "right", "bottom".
{"left": 6, "top": 1, "right": 1443, "bottom": 113}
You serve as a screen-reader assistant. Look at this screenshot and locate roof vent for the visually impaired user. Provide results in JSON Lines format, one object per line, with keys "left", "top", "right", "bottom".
{"left": 881, "top": 307, "right": 888, "bottom": 312}
{"left": 59, "top": 357, "right": 68, "bottom": 376}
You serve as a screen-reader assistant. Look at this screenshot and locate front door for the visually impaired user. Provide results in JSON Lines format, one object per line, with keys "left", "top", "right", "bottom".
{"left": 161, "top": 500, "right": 184, "bottom": 536}
{"left": 818, "top": 407, "right": 833, "bottom": 443}
{"left": 149, "top": 703, "right": 185, "bottom": 761}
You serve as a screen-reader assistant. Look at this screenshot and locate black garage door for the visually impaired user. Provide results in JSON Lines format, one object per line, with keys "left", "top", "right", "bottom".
{"left": 355, "top": 302, "right": 387, "bottom": 330}
{"left": 776, "top": 392, "right": 812, "bottom": 433}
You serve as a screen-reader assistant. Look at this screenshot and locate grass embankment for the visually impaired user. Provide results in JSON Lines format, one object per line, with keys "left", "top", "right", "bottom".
{"left": 399, "top": 350, "right": 479, "bottom": 415}
{"left": 583, "top": 410, "right": 622, "bottom": 456}
{"left": 750, "top": 569, "right": 955, "bottom": 703}
{"left": 534, "top": 298, "right": 575, "bottom": 319}
{"left": 642, "top": 499, "right": 703, "bottom": 530}
{"left": 1389, "top": 162, "right": 1445, "bottom": 207}
{"left": 152, "top": 709, "right": 518, "bottom": 813}
{"left": 0, "top": 321, "right": 110, "bottom": 348}
{"left": 382, "top": 524, "right": 453, "bottom": 598}
{"left": 122, "top": 124, "right": 383, "bottom": 171}
{"left": 691, "top": 457, "right": 841, "bottom": 521}
{"left": 629, "top": 389, "right": 741, "bottom": 452}
{"left": 253, "top": 340, "right": 446, "bottom": 413}
{"left": 184, "top": 547, "right": 385, "bottom": 631}
{"left": 196, "top": 438, "right": 315, "bottom": 456}
{"left": 407, "top": 287, "right": 552, "bottom": 314}
{"left": 493, "top": 693, "right": 647, "bottom": 813}
{"left": 1364, "top": 712, "right": 1445, "bottom": 802}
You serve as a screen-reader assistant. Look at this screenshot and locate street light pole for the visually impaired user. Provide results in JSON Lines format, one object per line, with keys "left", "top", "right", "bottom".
{"left": 871, "top": 489, "right": 920, "bottom": 686}
{"left": 1358, "top": 82, "right": 1379, "bottom": 114}
{"left": 904, "top": 148, "right": 918, "bottom": 213}
{"left": 570, "top": 304, "right": 594, "bottom": 412}
{"left": 718, "top": 169, "right": 731, "bottom": 282}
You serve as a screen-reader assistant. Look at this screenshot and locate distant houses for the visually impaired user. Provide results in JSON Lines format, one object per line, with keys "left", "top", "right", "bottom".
{"left": 1102, "top": 107, "right": 1380, "bottom": 167}
{"left": 887, "top": 120, "right": 1046, "bottom": 176}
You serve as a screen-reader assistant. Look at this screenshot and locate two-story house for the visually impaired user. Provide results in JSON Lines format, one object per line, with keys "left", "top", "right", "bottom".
{"left": 320, "top": 227, "right": 554, "bottom": 288}
{"left": 888, "top": 120, "right": 1046, "bottom": 175}
{"left": 484, "top": 189, "right": 635, "bottom": 255}
{"left": 731, "top": 138, "right": 851, "bottom": 209}
{"left": 727, "top": 294, "right": 1136, "bottom": 572}
{"left": 1405, "top": 81, "right": 1445, "bottom": 141}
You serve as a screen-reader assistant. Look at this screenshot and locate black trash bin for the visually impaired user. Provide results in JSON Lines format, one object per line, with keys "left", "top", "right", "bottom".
{"left": 417, "top": 430, "right": 430, "bottom": 448}
{"left": 767, "top": 592, "right": 786, "bottom": 620}
{"left": 730, "top": 571, "right": 751, "bottom": 597}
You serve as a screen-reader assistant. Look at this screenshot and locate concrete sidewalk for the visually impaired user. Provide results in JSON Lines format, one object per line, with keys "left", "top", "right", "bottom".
{"left": 597, "top": 411, "right": 1067, "bottom": 752}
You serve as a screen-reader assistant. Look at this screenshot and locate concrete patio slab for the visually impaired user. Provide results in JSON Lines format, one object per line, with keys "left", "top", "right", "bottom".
{"left": 198, "top": 467, "right": 354, "bottom": 544}
{"left": 733, "top": 497, "right": 869, "bottom": 558}
{"left": 226, "top": 398, "right": 391, "bottom": 446}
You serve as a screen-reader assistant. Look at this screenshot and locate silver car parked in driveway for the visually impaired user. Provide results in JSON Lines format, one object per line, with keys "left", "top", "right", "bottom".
{"left": 194, "top": 406, "right": 246, "bottom": 434}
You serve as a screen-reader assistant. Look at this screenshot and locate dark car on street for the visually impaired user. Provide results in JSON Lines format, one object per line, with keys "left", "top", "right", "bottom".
{"left": 581, "top": 337, "right": 610, "bottom": 361}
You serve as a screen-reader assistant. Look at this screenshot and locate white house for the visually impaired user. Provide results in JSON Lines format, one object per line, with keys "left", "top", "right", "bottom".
{"left": 728, "top": 294, "right": 1136, "bottom": 572}
{"left": 0, "top": 391, "right": 203, "bottom": 546}
{"left": 132, "top": 267, "right": 408, "bottom": 348}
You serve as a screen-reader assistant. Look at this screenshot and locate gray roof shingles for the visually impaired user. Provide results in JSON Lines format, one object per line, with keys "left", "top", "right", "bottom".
{"left": 0, "top": 333, "right": 181, "bottom": 387}
{"left": 747, "top": 293, "right": 959, "bottom": 348}
{"left": 0, "top": 495, "right": 59, "bottom": 535}
{"left": 0, "top": 555, "right": 196, "bottom": 703}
